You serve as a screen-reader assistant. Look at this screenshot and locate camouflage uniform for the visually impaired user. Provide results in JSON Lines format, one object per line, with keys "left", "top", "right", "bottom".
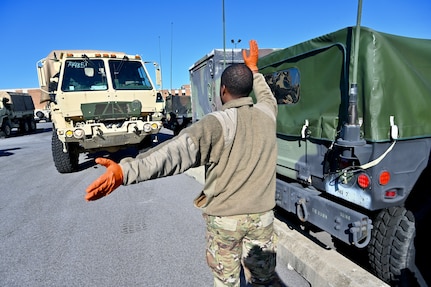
{"left": 204, "top": 210, "right": 280, "bottom": 287}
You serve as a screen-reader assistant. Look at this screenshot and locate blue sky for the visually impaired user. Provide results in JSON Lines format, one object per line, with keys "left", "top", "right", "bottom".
{"left": 0, "top": 0, "right": 430, "bottom": 90}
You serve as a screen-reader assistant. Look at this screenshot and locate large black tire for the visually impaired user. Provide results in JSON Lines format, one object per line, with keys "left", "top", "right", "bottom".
{"left": 368, "top": 206, "right": 423, "bottom": 286}
{"left": 35, "top": 111, "right": 45, "bottom": 120}
{"left": 29, "top": 119, "right": 37, "bottom": 131}
{"left": 2, "top": 122, "right": 12, "bottom": 137}
{"left": 51, "top": 131, "right": 79, "bottom": 173}
{"left": 20, "top": 120, "right": 30, "bottom": 134}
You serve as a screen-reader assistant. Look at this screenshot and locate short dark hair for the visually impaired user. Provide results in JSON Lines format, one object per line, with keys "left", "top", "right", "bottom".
{"left": 220, "top": 64, "right": 253, "bottom": 97}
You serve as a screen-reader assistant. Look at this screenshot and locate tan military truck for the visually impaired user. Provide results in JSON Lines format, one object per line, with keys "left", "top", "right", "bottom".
{"left": 37, "top": 50, "right": 163, "bottom": 173}
{"left": 0, "top": 91, "right": 36, "bottom": 137}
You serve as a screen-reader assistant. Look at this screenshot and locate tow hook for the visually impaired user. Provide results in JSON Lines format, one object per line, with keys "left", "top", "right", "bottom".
{"left": 96, "top": 127, "right": 105, "bottom": 140}
{"left": 296, "top": 198, "right": 309, "bottom": 222}
{"left": 133, "top": 125, "right": 140, "bottom": 135}
{"left": 350, "top": 217, "right": 372, "bottom": 248}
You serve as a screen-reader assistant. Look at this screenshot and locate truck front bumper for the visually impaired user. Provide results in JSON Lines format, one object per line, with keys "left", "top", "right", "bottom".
{"left": 57, "top": 120, "right": 161, "bottom": 150}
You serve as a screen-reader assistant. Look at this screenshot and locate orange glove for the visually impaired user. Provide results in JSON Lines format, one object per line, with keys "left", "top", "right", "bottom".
{"left": 85, "top": 158, "right": 124, "bottom": 201}
{"left": 242, "top": 40, "right": 259, "bottom": 72}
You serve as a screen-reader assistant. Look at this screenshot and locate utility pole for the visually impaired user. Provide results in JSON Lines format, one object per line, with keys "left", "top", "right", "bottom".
{"left": 222, "top": 0, "right": 226, "bottom": 69}
{"left": 158, "top": 36, "right": 163, "bottom": 90}
{"left": 170, "top": 22, "right": 173, "bottom": 94}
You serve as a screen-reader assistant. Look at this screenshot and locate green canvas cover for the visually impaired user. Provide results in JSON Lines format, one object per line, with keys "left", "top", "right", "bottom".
{"left": 258, "top": 26, "right": 431, "bottom": 142}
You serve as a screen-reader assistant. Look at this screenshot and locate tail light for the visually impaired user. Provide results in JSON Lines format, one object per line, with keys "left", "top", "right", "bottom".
{"left": 385, "top": 190, "right": 397, "bottom": 198}
{"left": 379, "top": 170, "right": 390, "bottom": 185}
{"left": 357, "top": 173, "right": 370, "bottom": 189}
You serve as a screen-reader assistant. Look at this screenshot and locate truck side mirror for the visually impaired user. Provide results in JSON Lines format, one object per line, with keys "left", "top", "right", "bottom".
{"left": 37, "top": 65, "right": 47, "bottom": 87}
{"left": 156, "top": 68, "right": 162, "bottom": 86}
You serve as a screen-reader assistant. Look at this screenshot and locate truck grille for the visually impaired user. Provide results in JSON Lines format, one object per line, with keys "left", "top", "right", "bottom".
{"left": 81, "top": 100, "right": 142, "bottom": 120}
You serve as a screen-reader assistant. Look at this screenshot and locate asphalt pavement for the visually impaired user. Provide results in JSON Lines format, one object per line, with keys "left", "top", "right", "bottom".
{"left": 0, "top": 123, "right": 389, "bottom": 286}
{"left": 0, "top": 124, "right": 308, "bottom": 287}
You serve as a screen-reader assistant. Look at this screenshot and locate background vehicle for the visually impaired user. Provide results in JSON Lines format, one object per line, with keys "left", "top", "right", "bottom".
{"left": 37, "top": 50, "right": 164, "bottom": 173}
{"left": 34, "top": 104, "right": 51, "bottom": 123}
{"left": 163, "top": 94, "right": 192, "bottom": 134}
{"left": 0, "top": 91, "right": 36, "bottom": 137}
{"left": 189, "top": 28, "right": 431, "bottom": 287}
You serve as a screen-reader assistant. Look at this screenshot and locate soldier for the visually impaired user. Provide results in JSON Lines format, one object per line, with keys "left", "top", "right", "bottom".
{"left": 85, "top": 40, "right": 282, "bottom": 287}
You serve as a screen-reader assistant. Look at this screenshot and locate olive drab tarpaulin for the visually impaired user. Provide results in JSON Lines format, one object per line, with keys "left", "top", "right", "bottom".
{"left": 258, "top": 26, "right": 431, "bottom": 142}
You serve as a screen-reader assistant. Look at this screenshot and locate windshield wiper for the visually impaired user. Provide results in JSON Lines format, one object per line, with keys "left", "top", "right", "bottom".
{"left": 114, "top": 56, "right": 129, "bottom": 76}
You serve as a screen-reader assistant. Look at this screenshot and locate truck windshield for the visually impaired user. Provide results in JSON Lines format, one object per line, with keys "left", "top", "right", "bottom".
{"left": 109, "top": 60, "right": 153, "bottom": 90}
{"left": 61, "top": 59, "right": 108, "bottom": 92}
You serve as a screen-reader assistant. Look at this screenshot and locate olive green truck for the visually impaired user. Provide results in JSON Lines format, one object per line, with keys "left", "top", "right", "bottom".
{"left": 189, "top": 27, "right": 431, "bottom": 286}
{"left": 37, "top": 50, "right": 164, "bottom": 173}
{"left": 0, "top": 91, "right": 36, "bottom": 137}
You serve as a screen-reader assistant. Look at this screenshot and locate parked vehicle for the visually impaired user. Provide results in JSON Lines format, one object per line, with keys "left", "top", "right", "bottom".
{"left": 0, "top": 91, "right": 36, "bottom": 137}
{"left": 34, "top": 105, "right": 51, "bottom": 123}
{"left": 260, "top": 26, "right": 430, "bottom": 286}
{"left": 37, "top": 50, "right": 163, "bottom": 173}
{"left": 163, "top": 94, "right": 192, "bottom": 134}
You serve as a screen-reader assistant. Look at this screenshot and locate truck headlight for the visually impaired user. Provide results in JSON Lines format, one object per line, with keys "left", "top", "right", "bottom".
{"left": 143, "top": 123, "right": 152, "bottom": 133}
{"left": 73, "top": 129, "right": 85, "bottom": 139}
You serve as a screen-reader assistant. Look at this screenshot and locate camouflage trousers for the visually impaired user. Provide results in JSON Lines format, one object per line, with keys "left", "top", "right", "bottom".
{"left": 203, "top": 210, "right": 280, "bottom": 287}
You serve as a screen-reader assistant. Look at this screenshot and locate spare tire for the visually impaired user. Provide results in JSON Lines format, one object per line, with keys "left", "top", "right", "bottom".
{"left": 36, "top": 111, "right": 45, "bottom": 119}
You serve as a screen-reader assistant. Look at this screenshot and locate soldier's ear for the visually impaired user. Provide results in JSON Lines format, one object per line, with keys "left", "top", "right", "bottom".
{"left": 220, "top": 84, "right": 226, "bottom": 94}
{"left": 220, "top": 85, "right": 229, "bottom": 103}
{"left": 220, "top": 85, "right": 227, "bottom": 98}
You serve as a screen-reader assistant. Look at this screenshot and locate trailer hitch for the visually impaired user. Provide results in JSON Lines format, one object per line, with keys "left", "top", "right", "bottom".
{"left": 349, "top": 217, "right": 372, "bottom": 248}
